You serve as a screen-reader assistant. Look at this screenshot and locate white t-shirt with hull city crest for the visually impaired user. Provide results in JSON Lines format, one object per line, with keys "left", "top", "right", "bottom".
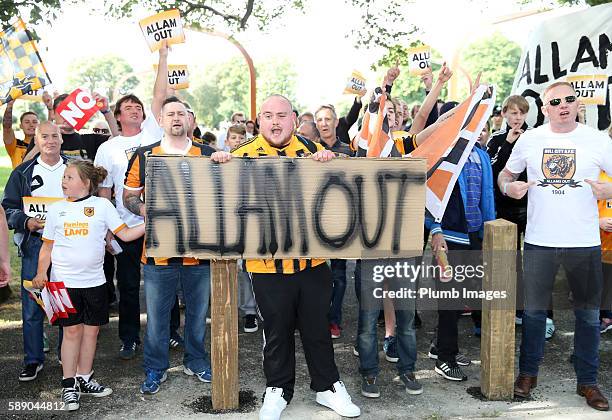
{"left": 42, "top": 196, "right": 126, "bottom": 288}
{"left": 506, "top": 123, "right": 612, "bottom": 247}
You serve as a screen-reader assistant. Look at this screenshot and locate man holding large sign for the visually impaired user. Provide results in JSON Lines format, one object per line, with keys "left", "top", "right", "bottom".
{"left": 123, "top": 98, "right": 215, "bottom": 395}
{"left": 211, "top": 95, "right": 361, "bottom": 420}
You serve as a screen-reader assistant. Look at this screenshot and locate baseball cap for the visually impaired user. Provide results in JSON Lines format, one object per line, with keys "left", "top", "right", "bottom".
{"left": 492, "top": 105, "right": 502, "bottom": 116}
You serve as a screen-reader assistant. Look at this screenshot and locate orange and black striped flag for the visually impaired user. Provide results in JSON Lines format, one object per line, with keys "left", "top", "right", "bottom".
{"left": 356, "top": 87, "right": 400, "bottom": 157}
{"left": 409, "top": 85, "right": 496, "bottom": 221}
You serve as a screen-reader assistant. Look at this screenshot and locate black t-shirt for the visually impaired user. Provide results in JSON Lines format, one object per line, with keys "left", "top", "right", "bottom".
{"left": 25, "top": 132, "right": 109, "bottom": 161}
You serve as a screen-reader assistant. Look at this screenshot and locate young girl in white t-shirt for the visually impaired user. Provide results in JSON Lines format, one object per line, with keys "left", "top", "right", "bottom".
{"left": 33, "top": 160, "right": 145, "bottom": 411}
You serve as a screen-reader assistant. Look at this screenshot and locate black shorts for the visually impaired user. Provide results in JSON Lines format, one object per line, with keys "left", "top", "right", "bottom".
{"left": 54, "top": 284, "right": 109, "bottom": 327}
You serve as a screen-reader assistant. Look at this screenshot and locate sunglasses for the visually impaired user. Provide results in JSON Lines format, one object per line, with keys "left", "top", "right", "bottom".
{"left": 92, "top": 128, "right": 110, "bottom": 134}
{"left": 547, "top": 95, "right": 576, "bottom": 107}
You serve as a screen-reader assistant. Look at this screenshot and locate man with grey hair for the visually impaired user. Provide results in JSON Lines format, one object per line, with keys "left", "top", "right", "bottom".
{"left": 211, "top": 94, "right": 360, "bottom": 420}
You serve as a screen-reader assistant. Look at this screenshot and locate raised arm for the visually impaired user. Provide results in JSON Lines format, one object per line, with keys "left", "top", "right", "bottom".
{"left": 93, "top": 93, "right": 119, "bottom": 137}
{"left": 409, "top": 63, "right": 452, "bottom": 139}
{"left": 151, "top": 41, "right": 169, "bottom": 121}
{"left": 2, "top": 101, "right": 16, "bottom": 146}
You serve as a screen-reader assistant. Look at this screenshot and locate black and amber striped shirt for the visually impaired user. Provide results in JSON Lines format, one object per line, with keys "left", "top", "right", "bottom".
{"left": 124, "top": 139, "right": 215, "bottom": 266}
{"left": 231, "top": 134, "right": 328, "bottom": 274}
{"left": 6, "top": 136, "right": 33, "bottom": 168}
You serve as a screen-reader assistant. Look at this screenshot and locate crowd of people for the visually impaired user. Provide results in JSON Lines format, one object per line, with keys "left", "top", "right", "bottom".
{"left": 1, "top": 39, "right": 612, "bottom": 418}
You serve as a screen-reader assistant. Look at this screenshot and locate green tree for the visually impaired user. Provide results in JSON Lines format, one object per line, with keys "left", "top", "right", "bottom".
{"left": 460, "top": 32, "right": 522, "bottom": 101}
{"left": 346, "top": 0, "right": 611, "bottom": 50}
{"left": 185, "top": 56, "right": 300, "bottom": 128}
{"left": 1, "top": 0, "right": 305, "bottom": 31}
{"left": 66, "top": 55, "right": 139, "bottom": 103}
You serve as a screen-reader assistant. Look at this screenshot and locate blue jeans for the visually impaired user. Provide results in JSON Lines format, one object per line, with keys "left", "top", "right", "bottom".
{"left": 355, "top": 260, "right": 417, "bottom": 376}
{"left": 328, "top": 259, "right": 347, "bottom": 325}
{"left": 21, "top": 237, "right": 44, "bottom": 365}
{"left": 519, "top": 244, "right": 602, "bottom": 385}
{"left": 358, "top": 308, "right": 416, "bottom": 377}
{"left": 143, "top": 263, "right": 211, "bottom": 374}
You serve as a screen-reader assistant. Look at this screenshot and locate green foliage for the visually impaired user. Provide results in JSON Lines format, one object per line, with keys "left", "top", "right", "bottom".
{"left": 2, "top": 0, "right": 305, "bottom": 30}
{"left": 460, "top": 32, "right": 522, "bottom": 102}
{"left": 348, "top": 0, "right": 419, "bottom": 49}
{"left": 104, "top": 0, "right": 304, "bottom": 33}
{"left": 168, "top": 57, "right": 301, "bottom": 129}
{"left": 520, "top": 0, "right": 611, "bottom": 5}
{"left": 0, "top": 0, "right": 64, "bottom": 27}
{"left": 66, "top": 55, "right": 139, "bottom": 102}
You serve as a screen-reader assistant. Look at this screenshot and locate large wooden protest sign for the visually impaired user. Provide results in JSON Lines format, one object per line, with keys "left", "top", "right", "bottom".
{"left": 144, "top": 156, "right": 426, "bottom": 259}
{"left": 139, "top": 10, "right": 185, "bottom": 52}
{"left": 512, "top": 4, "right": 612, "bottom": 130}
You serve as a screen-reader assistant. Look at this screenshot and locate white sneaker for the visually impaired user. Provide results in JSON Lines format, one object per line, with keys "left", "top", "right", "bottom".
{"left": 315, "top": 381, "right": 360, "bottom": 417}
{"left": 545, "top": 318, "right": 555, "bottom": 340}
{"left": 259, "top": 387, "right": 287, "bottom": 420}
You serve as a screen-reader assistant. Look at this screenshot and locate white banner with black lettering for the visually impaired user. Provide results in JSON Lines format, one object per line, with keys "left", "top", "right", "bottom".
{"left": 511, "top": 4, "right": 612, "bottom": 130}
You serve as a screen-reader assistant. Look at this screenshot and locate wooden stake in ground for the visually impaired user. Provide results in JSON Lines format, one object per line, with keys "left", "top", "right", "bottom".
{"left": 481, "top": 219, "right": 517, "bottom": 400}
{"left": 211, "top": 260, "right": 239, "bottom": 409}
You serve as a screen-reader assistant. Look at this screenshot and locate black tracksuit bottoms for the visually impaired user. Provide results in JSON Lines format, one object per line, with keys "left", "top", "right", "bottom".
{"left": 250, "top": 263, "right": 340, "bottom": 403}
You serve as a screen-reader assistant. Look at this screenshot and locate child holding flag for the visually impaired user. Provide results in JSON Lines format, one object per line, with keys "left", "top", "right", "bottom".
{"left": 32, "top": 160, "right": 145, "bottom": 411}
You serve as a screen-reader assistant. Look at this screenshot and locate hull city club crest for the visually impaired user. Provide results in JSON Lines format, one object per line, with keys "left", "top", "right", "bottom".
{"left": 84, "top": 207, "right": 95, "bottom": 217}
{"left": 538, "top": 148, "right": 581, "bottom": 189}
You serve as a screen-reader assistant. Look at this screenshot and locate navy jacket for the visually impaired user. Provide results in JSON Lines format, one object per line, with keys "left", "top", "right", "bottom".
{"left": 1, "top": 155, "right": 69, "bottom": 255}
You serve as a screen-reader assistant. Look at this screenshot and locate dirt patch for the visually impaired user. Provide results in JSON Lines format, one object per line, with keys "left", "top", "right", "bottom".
{"left": 466, "top": 386, "right": 528, "bottom": 403}
{"left": 185, "top": 389, "right": 258, "bottom": 414}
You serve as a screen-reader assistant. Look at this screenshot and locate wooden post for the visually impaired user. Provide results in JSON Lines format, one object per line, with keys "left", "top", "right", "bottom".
{"left": 211, "top": 260, "right": 239, "bottom": 409}
{"left": 481, "top": 219, "right": 517, "bottom": 400}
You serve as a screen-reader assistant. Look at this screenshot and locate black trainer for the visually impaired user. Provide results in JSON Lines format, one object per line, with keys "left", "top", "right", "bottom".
{"left": 244, "top": 314, "right": 258, "bottom": 333}
{"left": 428, "top": 344, "right": 471, "bottom": 366}
{"left": 119, "top": 342, "right": 137, "bottom": 360}
{"left": 61, "top": 377, "right": 80, "bottom": 411}
{"left": 19, "top": 363, "right": 43, "bottom": 382}
{"left": 77, "top": 376, "right": 113, "bottom": 397}
{"left": 434, "top": 360, "right": 467, "bottom": 381}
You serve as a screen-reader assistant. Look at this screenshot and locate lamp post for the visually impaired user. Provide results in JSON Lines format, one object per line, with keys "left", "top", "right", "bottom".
{"left": 190, "top": 27, "right": 257, "bottom": 121}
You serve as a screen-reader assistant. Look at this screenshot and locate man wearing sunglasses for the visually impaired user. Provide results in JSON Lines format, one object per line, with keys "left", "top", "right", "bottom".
{"left": 498, "top": 81, "right": 612, "bottom": 411}
{"left": 92, "top": 121, "right": 111, "bottom": 136}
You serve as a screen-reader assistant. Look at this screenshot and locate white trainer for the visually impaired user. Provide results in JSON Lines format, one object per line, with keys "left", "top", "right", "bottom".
{"left": 545, "top": 318, "right": 555, "bottom": 340}
{"left": 259, "top": 387, "right": 287, "bottom": 420}
{"left": 315, "top": 380, "right": 360, "bottom": 417}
